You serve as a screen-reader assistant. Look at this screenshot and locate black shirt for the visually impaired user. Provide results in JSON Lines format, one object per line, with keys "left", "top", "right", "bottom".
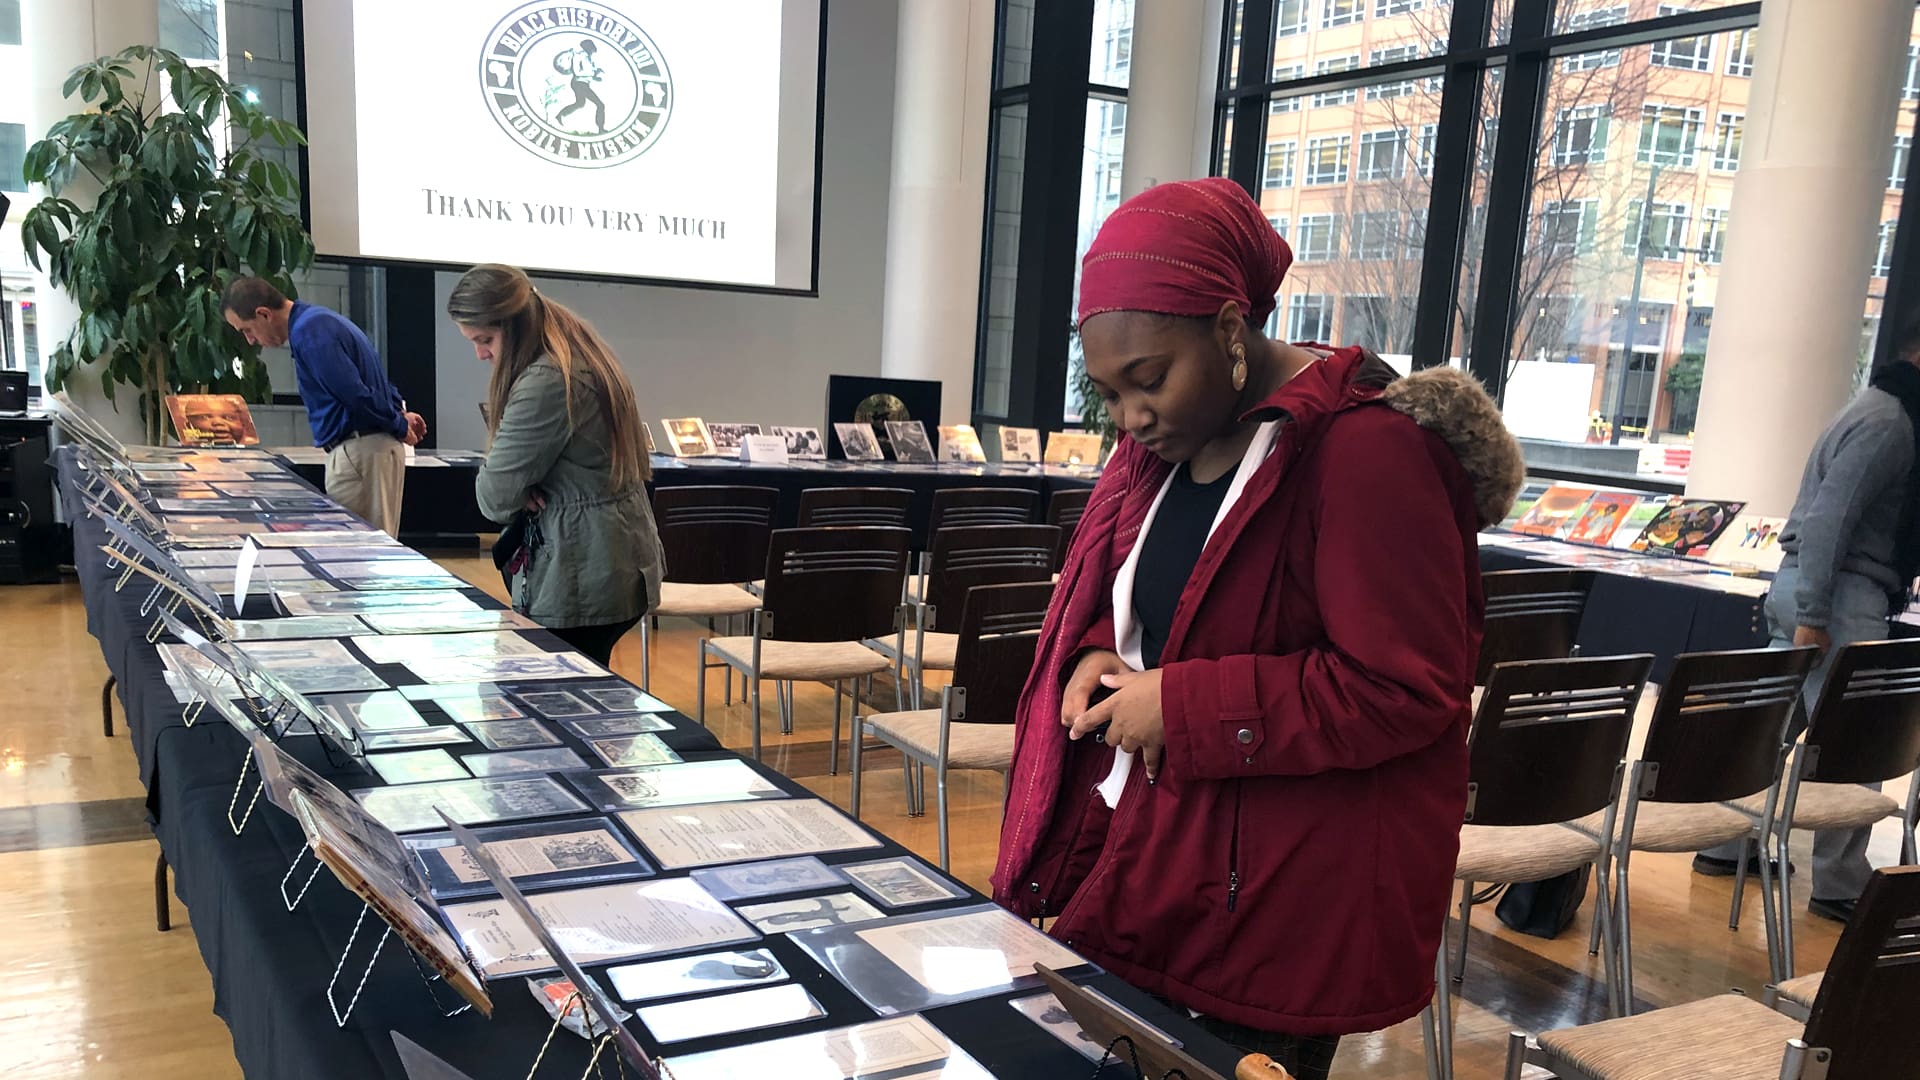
{"left": 1134, "top": 464, "right": 1237, "bottom": 670}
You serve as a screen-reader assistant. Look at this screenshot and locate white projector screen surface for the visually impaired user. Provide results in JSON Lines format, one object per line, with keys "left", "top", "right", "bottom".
{"left": 302, "top": 0, "right": 823, "bottom": 291}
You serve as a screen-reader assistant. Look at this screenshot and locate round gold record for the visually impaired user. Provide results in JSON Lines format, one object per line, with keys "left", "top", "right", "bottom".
{"left": 854, "top": 394, "right": 911, "bottom": 424}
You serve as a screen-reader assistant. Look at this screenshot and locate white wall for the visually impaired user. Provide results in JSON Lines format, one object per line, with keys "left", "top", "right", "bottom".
{"left": 434, "top": 0, "right": 901, "bottom": 452}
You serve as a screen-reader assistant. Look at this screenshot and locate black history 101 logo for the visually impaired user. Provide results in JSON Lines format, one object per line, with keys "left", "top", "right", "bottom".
{"left": 480, "top": 2, "right": 672, "bottom": 169}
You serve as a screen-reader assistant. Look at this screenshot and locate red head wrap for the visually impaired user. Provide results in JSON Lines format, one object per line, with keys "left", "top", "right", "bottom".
{"left": 1076, "top": 177, "right": 1293, "bottom": 329}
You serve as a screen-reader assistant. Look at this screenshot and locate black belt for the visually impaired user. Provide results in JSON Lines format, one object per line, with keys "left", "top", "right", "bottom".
{"left": 321, "top": 429, "right": 385, "bottom": 453}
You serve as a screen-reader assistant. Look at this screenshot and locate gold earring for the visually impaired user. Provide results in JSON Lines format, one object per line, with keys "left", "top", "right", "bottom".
{"left": 1230, "top": 344, "right": 1248, "bottom": 392}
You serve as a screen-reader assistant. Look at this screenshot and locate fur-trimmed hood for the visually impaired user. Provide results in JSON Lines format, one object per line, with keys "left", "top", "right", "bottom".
{"left": 1378, "top": 364, "right": 1526, "bottom": 530}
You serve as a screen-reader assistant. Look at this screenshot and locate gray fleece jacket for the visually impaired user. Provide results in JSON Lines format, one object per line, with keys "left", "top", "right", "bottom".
{"left": 1780, "top": 386, "right": 1915, "bottom": 626}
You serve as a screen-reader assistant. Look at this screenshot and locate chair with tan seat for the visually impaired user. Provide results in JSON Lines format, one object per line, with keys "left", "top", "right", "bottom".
{"left": 1768, "top": 971, "right": 1825, "bottom": 1023}
{"left": 905, "top": 487, "right": 1041, "bottom": 605}
{"left": 641, "top": 486, "right": 777, "bottom": 696}
{"left": 1442, "top": 653, "right": 1654, "bottom": 1072}
{"left": 1504, "top": 864, "right": 1920, "bottom": 1080}
{"left": 850, "top": 581, "right": 1051, "bottom": 869}
{"left": 698, "top": 527, "right": 909, "bottom": 770}
{"left": 871, "top": 524, "right": 1058, "bottom": 709}
{"left": 1747, "top": 638, "right": 1920, "bottom": 979}
{"left": 1047, "top": 487, "right": 1092, "bottom": 574}
{"left": 1476, "top": 568, "right": 1597, "bottom": 684}
{"left": 1585, "top": 645, "right": 1819, "bottom": 1013}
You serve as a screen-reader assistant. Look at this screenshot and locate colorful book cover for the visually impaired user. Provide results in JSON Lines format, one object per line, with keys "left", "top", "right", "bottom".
{"left": 1563, "top": 493, "right": 1642, "bottom": 546}
{"left": 1705, "top": 514, "right": 1789, "bottom": 572}
{"left": 1629, "top": 498, "right": 1748, "bottom": 558}
{"left": 165, "top": 394, "right": 260, "bottom": 446}
{"left": 1608, "top": 500, "right": 1666, "bottom": 550}
{"left": 1511, "top": 486, "right": 1595, "bottom": 537}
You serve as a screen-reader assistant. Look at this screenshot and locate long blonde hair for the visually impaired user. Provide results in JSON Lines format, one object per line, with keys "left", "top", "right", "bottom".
{"left": 448, "top": 264, "right": 651, "bottom": 489}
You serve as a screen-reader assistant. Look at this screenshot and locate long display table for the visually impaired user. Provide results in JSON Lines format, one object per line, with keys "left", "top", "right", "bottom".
{"left": 59, "top": 451, "right": 1231, "bottom": 1080}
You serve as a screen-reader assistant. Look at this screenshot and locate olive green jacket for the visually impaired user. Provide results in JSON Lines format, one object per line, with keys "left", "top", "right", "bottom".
{"left": 475, "top": 357, "right": 662, "bottom": 627}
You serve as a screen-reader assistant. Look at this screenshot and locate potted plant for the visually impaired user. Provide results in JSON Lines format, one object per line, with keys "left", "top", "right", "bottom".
{"left": 20, "top": 45, "right": 314, "bottom": 443}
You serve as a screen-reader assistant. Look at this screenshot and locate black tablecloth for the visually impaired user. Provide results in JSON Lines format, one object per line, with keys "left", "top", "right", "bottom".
{"left": 1479, "top": 543, "right": 1770, "bottom": 682}
{"left": 285, "top": 455, "right": 1102, "bottom": 548}
{"left": 61, "top": 451, "right": 1230, "bottom": 1080}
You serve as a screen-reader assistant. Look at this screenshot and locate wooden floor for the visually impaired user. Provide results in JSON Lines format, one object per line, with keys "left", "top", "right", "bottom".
{"left": 2, "top": 550, "right": 1906, "bottom": 1079}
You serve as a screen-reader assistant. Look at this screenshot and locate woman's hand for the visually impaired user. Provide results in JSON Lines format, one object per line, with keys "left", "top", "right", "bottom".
{"left": 1062, "top": 649, "right": 1131, "bottom": 730}
{"left": 1068, "top": 668, "right": 1167, "bottom": 781}
{"left": 524, "top": 489, "right": 548, "bottom": 512}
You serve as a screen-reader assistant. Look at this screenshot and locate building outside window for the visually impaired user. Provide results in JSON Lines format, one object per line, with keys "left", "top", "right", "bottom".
{"left": 1305, "top": 135, "right": 1351, "bottom": 185}
{"left": 1295, "top": 213, "right": 1342, "bottom": 261}
{"left": 1711, "top": 112, "right": 1743, "bottom": 172}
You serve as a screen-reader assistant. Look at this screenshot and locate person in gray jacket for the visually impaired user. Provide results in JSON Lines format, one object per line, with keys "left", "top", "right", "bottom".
{"left": 447, "top": 264, "right": 663, "bottom": 666}
{"left": 1694, "top": 325, "right": 1920, "bottom": 922}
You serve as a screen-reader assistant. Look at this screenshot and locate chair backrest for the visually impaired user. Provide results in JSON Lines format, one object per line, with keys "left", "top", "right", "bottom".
{"left": 1803, "top": 639, "right": 1920, "bottom": 786}
{"left": 1476, "top": 568, "right": 1598, "bottom": 684}
{"left": 759, "top": 526, "right": 910, "bottom": 643}
{"left": 1637, "top": 645, "right": 1820, "bottom": 804}
{"left": 949, "top": 581, "right": 1054, "bottom": 725}
{"left": 1467, "top": 654, "right": 1655, "bottom": 827}
{"left": 1047, "top": 488, "right": 1093, "bottom": 571}
{"left": 650, "top": 485, "right": 779, "bottom": 585}
{"left": 922, "top": 525, "right": 1060, "bottom": 632}
{"left": 1801, "top": 865, "right": 1920, "bottom": 1079}
{"left": 796, "top": 487, "right": 913, "bottom": 529}
{"left": 927, "top": 487, "right": 1039, "bottom": 535}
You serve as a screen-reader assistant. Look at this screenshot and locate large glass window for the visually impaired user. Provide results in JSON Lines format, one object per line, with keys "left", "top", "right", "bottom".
{"left": 1638, "top": 104, "right": 1704, "bottom": 167}
{"left": 978, "top": 105, "right": 1029, "bottom": 419}
{"left": 0, "top": 123, "right": 25, "bottom": 194}
{"left": 1726, "top": 28, "right": 1754, "bottom": 77}
{"left": 1711, "top": 112, "right": 1743, "bottom": 173}
{"left": 1895, "top": 135, "right": 1912, "bottom": 191}
{"left": 1295, "top": 213, "right": 1343, "bottom": 260}
{"left": 160, "top": 0, "right": 221, "bottom": 61}
{"left": 1265, "top": 139, "right": 1299, "bottom": 188}
{"left": 1305, "top": 135, "right": 1352, "bottom": 184}
{"left": 1288, "top": 294, "right": 1335, "bottom": 341}
{"left": 0, "top": 0, "right": 19, "bottom": 47}
{"left": 1649, "top": 5, "right": 1713, "bottom": 71}
{"left": 1323, "top": 0, "right": 1363, "bottom": 29}
{"left": 1358, "top": 129, "right": 1408, "bottom": 181}
{"left": 1275, "top": 0, "right": 1310, "bottom": 38}
{"left": 1553, "top": 106, "right": 1611, "bottom": 166}
{"left": 1313, "top": 57, "right": 1361, "bottom": 107}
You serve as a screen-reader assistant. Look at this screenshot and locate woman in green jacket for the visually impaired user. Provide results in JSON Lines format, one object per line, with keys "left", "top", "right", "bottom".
{"left": 447, "top": 264, "right": 663, "bottom": 665}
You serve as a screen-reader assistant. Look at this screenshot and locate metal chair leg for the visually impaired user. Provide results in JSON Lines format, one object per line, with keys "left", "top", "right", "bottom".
{"left": 1501, "top": 1032, "right": 1529, "bottom": 1080}
{"left": 1616, "top": 848, "right": 1638, "bottom": 1015}
{"left": 936, "top": 764, "right": 951, "bottom": 871}
{"left": 695, "top": 642, "right": 709, "bottom": 726}
{"left": 1758, "top": 829, "right": 1784, "bottom": 984}
{"left": 849, "top": 710, "right": 866, "bottom": 819}
{"left": 748, "top": 667, "right": 763, "bottom": 761}
{"left": 903, "top": 751, "right": 921, "bottom": 817}
{"left": 1434, "top": 946, "right": 1455, "bottom": 1080}
{"left": 831, "top": 681, "right": 843, "bottom": 776}
{"left": 1776, "top": 817, "right": 1797, "bottom": 980}
{"left": 102, "top": 674, "right": 117, "bottom": 737}
{"left": 155, "top": 850, "right": 172, "bottom": 932}
{"left": 1732, "top": 832, "right": 1752, "bottom": 929}
{"left": 1452, "top": 880, "right": 1473, "bottom": 984}
{"left": 639, "top": 618, "right": 653, "bottom": 691}
{"left": 1420, "top": 1005, "right": 1442, "bottom": 1080}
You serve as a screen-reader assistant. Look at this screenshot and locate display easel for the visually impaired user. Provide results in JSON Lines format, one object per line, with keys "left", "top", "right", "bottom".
{"left": 1034, "top": 965, "right": 1293, "bottom": 1080}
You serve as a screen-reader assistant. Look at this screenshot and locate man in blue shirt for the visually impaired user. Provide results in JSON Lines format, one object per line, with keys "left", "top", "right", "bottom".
{"left": 221, "top": 277, "right": 425, "bottom": 535}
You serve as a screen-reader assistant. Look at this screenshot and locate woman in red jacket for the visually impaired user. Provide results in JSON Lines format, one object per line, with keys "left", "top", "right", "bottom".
{"left": 992, "top": 178, "right": 1523, "bottom": 1078}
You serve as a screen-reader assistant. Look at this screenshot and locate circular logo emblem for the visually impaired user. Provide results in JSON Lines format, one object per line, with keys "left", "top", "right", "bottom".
{"left": 480, "top": 2, "right": 672, "bottom": 169}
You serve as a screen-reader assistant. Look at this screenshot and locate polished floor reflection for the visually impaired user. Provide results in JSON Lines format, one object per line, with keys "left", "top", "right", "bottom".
{"left": 0, "top": 550, "right": 1898, "bottom": 1080}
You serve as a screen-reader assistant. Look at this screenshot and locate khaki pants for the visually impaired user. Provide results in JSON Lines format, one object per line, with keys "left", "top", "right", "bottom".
{"left": 325, "top": 432, "right": 406, "bottom": 536}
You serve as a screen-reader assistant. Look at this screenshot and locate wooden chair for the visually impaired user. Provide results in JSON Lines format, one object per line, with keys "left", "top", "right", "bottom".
{"left": 1746, "top": 639, "right": 1920, "bottom": 979}
{"left": 697, "top": 527, "right": 909, "bottom": 770}
{"left": 1477, "top": 569, "right": 1597, "bottom": 684}
{"left": 850, "top": 581, "right": 1051, "bottom": 869}
{"left": 796, "top": 486, "right": 913, "bottom": 529}
{"left": 925, "top": 486, "right": 1038, "bottom": 534}
{"left": 1505, "top": 864, "right": 1920, "bottom": 1080}
{"left": 1046, "top": 487, "right": 1093, "bottom": 573}
{"left": 1585, "top": 646, "right": 1818, "bottom": 1013}
{"left": 641, "top": 486, "right": 777, "bottom": 694}
{"left": 871, "top": 524, "right": 1058, "bottom": 709}
{"left": 1443, "top": 654, "right": 1655, "bottom": 1074}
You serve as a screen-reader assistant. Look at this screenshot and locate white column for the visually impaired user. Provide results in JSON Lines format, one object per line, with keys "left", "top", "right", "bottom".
{"left": 1688, "top": 0, "right": 1913, "bottom": 514}
{"left": 878, "top": 0, "right": 996, "bottom": 425}
{"left": 1120, "top": 0, "right": 1210, "bottom": 198}
{"left": 23, "top": 0, "right": 160, "bottom": 447}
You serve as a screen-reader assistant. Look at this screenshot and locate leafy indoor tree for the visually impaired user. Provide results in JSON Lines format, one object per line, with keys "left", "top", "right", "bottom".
{"left": 20, "top": 45, "right": 314, "bottom": 442}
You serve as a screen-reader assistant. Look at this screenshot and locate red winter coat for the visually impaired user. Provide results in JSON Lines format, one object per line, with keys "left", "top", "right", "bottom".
{"left": 993, "top": 348, "right": 1522, "bottom": 1037}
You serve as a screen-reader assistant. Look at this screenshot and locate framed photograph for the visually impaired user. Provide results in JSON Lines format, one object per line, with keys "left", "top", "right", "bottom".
{"left": 736, "top": 892, "right": 886, "bottom": 934}
{"left": 429, "top": 693, "right": 526, "bottom": 725}
{"left": 362, "top": 726, "right": 473, "bottom": 751}
{"left": 584, "top": 734, "right": 683, "bottom": 768}
{"left": 406, "top": 652, "right": 608, "bottom": 685}
{"left": 637, "top": 983, "right": 824, "bottom": 1045}
{"left": 769, "top": 426, "right": 826, "bottom": 460}
{"left": 165, "top": 393, "right": 261, "bottom": 446}
{"left": 351, "top": 775, "right": 590, "bottom": 834}
{"left": 227, "top": 614, "right": 371, "bottom": 641}
{"left": 561, "top": 715, "right": 674, "bottom": 739}
{"left": 404, "top": 817, "right": 654, "bottom": 901}
{"left": 350, "top": 631, "right": 547, "bottom": 667}
{"left": 577, "top": 684, "right": 673, "bottom": 715}
{"left": 689, "top": 856, "right": 846, "bottom": 902}
{"left": 662, "top": 418, "right": 716, "bottom": 458}
{"left": 358, "top": 610, "right": 544, "bottom": 635}
{"left": 826, "top": 375, "right": 943, "bottom": 459}
{"left": 607, "top": 948, "right": 789, "bottom": 1004}
{"left": 705, "top": 423, "right": 763, "bottom": 454}
{"left": 567, "top": 761, "right": 780, "bottom": 814}
{"left": 1009, "top": 993, "right": 1107, "bottom": 1063}
{"left": 937, "top": 425, "right": 986, "bottom": 464}
{"left": 463, "top": 718, "right": 563, "bottom": 750}
{"left": 617, "top": 798, "right": 879, "bottom": 869}
{"left": 369, "top": 749, "right": 471, "bottom": 785}
{"left": 513, "top": 690, "right": 598, "bottom": 719}
{"left": 462, "top": 747, "right": 590, "bottom": 777}
{"left": 838, "top": 857, "right": 966, "bottom": 908}
{"left": 833, "top": 422, "right": 883, "bottom": 462}
{"left": 884, "top": 421, "right": 935, "bottom": 464}
{"left": 1044, "top": 431, "right": 1105, "bottom": 468}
